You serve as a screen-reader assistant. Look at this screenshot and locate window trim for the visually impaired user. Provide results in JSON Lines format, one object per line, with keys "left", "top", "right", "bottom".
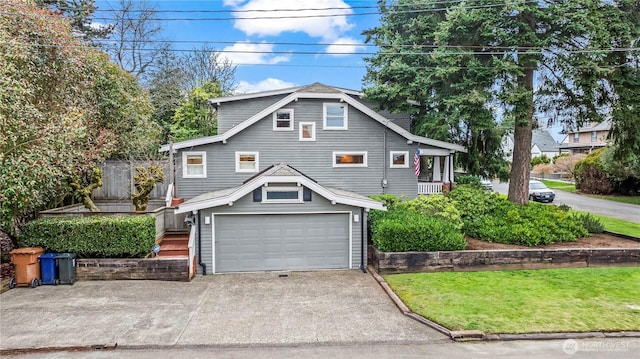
{"left": 261, "top": 186, "right": 303, "bottom": 204}
{"left": 182, "top": 151, "right": 207, "bottom": 178}
{"left": 573, "top": 133, "right": 579, "bottom": 143}
{"left": 273, "top": 109, "right": 294, "bottom": 131}
{"left": 332, "top": 151, "right": 368, "bottom": 168}
{"left": 591, "top": 131, "right": 597, "bottom": 142}
{"left": 323, "top": 103, "right": 348, "bottom": 130}
{"left": 235, "top": 151, "right": 259, "bottom": 173}
{"left": 299, "top": 121, "right": 316, "bottom": 141}
{"left": 389, "top": 151, "right": 409, "bottom": 168}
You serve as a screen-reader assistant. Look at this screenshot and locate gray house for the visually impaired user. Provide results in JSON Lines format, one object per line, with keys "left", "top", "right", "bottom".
{"left": 160, "top": 83, "right": 465, "bottom": 274}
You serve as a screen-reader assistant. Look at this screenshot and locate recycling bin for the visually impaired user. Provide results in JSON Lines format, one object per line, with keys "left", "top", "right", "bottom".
{"left": 38, "top": 253, "right": 59, "bottom": 285}
{"left": 9, "top": 247, "right": 45, "bottom": 288}
{"left": 55, "top": 253, "right": 76, "bottom": 285}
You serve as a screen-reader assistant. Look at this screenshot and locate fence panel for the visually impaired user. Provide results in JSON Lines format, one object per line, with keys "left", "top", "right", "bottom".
{"left": 93, "top": 160, "right": 170, "bottom": 200}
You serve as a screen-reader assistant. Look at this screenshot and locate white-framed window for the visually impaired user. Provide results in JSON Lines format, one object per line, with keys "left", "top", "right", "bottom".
{"left": 273, "top": 109, "right": 294, "bottom": 131}
{"left": 591, "top": 131, "right": 597, "bottom": 142}
{"left": 390, "top": 151, "right": 409, "bottom": 168}
{"left": 182, "top": 151, "right": 206, "bottom": 178}
{"left": 333, "top": 151, "right": 367, "bottom": 167}
{"left": 262, "top": 186, "right": 303, "bottom": 203}
{"left": 573, "top": 133, "right": 579, "bottom": 143}
{"left": 235, "top": 151, "right": 259, "bottom": 173}
{"left": 299, "top": 122, "right": 316, "bottom": 141}
{"left": 323, "top": 103, "right": 348, "bottom": 130}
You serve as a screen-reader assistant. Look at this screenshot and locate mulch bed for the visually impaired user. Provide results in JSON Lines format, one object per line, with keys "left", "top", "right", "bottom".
{"left": 466, "top": 233, "right": 640, "bottom": 250}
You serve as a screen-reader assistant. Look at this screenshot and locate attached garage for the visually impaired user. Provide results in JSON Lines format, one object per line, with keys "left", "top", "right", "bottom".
{"left": 214, "top": 213, "right": 350, "bottom": 273}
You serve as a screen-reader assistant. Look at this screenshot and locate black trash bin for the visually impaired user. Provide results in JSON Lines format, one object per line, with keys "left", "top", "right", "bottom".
{"left": 55, "top": 253, "right": 76, "bottom": 285}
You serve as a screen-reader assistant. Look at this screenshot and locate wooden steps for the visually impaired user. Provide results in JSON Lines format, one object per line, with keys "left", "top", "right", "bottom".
{"left": 158, "top": 230, "right": 189, "bottom": 257}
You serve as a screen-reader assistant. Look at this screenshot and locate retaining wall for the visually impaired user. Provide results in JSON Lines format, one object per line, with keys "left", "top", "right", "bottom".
{"left": 369, "top": 246, "right": 640, "bottom": 274}
{"left": 76, "top": 258, "right": 189, "bottom": 282}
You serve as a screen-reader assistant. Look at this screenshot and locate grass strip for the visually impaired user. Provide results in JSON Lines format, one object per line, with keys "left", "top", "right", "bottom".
{"left": 385, "top": 267, "right": 640, "bottom": 334}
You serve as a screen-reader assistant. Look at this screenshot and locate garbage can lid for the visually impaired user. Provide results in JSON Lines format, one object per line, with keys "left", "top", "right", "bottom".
{"left": 39, "top": 253, "right": 58, "bottom": 259}
{"left": 10, "top": 247, "right": 45, "bottom": 255}
{"left": 55, "top": 253, "right": 77, "bottom": 259}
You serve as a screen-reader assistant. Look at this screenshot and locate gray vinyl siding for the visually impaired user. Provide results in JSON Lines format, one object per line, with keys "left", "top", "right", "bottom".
{"left": 176, "top": 98, "right": 437, "bottom": 200}
{"left": 216, "top": 95, "right": 288, "bottom": 133}
{"left": 194, "top": 189, "right": 366, "bottom": 274}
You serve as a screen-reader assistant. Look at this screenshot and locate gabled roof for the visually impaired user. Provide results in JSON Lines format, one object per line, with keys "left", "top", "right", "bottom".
{"left": 505, "top": 129, "right": 560, "bottom": 153}
{"left": 160, "top": 83, "right": 466, "bottom": 153}
{"left": 573, "top": 120, "right": 612, "bottom": 133}
{"left": 174, "top": 163, "right": 386, "bottom": 214}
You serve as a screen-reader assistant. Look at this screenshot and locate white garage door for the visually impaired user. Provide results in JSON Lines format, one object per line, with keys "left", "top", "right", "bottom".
{"left": 214, "top": 213, "right": 350, "bottom": 272}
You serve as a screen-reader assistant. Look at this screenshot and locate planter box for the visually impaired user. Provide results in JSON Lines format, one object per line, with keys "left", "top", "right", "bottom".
{"left": 76, "top": 257, "right": 189, "bottom": 282}
{"left": 369, "top": 245, "right": 640, "bottom": 274}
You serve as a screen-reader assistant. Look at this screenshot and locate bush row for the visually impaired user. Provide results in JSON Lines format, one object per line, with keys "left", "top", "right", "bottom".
{"left": 19, "top": 215, "right": 155, "bottom": 258}
{"left": 370, "top": 209, "right": 466, "bottom": 252}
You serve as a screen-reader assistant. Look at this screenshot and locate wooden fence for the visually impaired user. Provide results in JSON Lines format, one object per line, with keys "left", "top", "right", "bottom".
{"left": 93, "top": 160, "right": 170, "bottom": 200}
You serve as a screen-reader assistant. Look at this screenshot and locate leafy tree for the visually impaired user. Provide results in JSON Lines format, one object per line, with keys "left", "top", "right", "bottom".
{"left": 35, "top": 0, "right": 113, "bottom": 41}
{"left": 177, "top": 45, "right": 238, "bottom": 95}
{"left": 170, "top": 81, "right": 222, "bottom": 142}
{"left": 132, "top": 165, "right": 164, "bottom": 212}
{"left": 574, "top": 148, "right": 614, "bottom": 195}
{"left": 0, "top": 0, "right": 115, "bottom": 236}
{"left": 147, "top": 50, "right": 185, "bottom": 143}
{"left": 363, "top": 0, "right": 639, "bottom": 204}
{"left": 69, "top": 168, "right": 103, "bottom": 212}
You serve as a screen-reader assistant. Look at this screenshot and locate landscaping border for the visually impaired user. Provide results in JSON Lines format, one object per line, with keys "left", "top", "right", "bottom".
{"left": 76, "top": 258, "right": 189, "bottom": 282}
{"left": 369, "top": 246, "right": 640, "bottom": 274}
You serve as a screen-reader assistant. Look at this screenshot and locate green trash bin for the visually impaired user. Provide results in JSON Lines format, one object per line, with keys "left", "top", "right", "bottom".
{"left": 55, "top": 253, "right": 76, "bottom": 285}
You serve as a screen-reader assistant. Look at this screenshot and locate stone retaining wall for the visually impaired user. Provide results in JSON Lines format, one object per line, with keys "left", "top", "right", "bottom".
{"left": 76, "top": 258, "right": 189, "bottom": 282}
{"left": 369, "top": 246, "right": 640, "bottom": 274}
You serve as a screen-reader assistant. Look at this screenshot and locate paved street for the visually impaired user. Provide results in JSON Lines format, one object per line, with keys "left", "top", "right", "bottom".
{"left": 491, "top": 181, "right": 640, "bottom": 223}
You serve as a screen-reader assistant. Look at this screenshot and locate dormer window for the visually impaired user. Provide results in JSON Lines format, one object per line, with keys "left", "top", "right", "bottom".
{"left": 273, "top": 109, "right": 294, "bottom": 131}
{"left": 323, "top": 103, "right": 348, "bottom": 130}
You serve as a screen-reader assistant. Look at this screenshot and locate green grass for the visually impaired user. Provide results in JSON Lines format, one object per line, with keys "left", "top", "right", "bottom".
{"left": 587, "top": 213, "right": 640, "bottom": 237}
{"left": 385, "top": 267, "right": 640, "bottom": 334}
{"left": 541, "top": 179, "right": 640, "bottom": 205}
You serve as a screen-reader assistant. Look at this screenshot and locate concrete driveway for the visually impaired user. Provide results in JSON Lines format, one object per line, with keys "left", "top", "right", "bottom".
{"left": 0, "top": 271, "right": 447, "bottom": 351}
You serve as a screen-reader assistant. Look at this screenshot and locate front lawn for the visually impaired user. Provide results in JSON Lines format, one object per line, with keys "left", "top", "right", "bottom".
{"left": 385, "top": 267, "right": 640, "bottom": 334}
{"left": 588, "top": 214, "right": 640, "bottom": 237}
{"left": 541, "top": 179, "right": 578, "bottom": 193}
{"left": 541, "top": 179, "right": 640, "bottom": 205}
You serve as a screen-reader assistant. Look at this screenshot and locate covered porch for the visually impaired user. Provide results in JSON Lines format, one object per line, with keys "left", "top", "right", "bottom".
{"left": 416, "top": 149, "right": 455, "bottom": 195}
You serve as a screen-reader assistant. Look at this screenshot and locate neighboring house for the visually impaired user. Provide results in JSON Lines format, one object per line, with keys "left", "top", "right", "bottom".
{"left": 502, "top": 129, "right": 561, "bottom": 162}
{"left": 559, "top": 121, "right": 611, "bottom": 155}
{"left": 159, "top": 83, "right": 465, "bottom": 274}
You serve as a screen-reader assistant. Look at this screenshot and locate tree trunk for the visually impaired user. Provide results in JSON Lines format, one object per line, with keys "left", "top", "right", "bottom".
{"left": 508, "top": 10, "right": 536, "bottom": 205}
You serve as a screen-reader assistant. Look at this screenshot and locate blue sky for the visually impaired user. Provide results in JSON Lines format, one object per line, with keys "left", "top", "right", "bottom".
{"left": 96, "top": 0, "right": 379, "bottom": 93}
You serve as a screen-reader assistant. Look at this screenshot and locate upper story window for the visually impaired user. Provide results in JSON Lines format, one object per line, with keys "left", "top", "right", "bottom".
{"left": 591, "top": 131, "right": 597, "bottom": 142}
{"left": 333, "top": 151, "right": 367, "bottom": 167}
{"left": 573, "top": 133, "right": 579, "bottom": 143}
{"left": 390, "top": 151, "right": 409, "bottom": 168}
{"left": 323, "top": 103, "right": 348, "bottom": 130}
{"left": 236, "top": 151, "right": 259, "bottom": 173}
{"left": 183, "top": 152, "right": 206, "bottom": 178}
{"left": 299, "top": 122, "right": 316, "bottom": 141}
{"left": 273, "top": 109, "right": 294, "bottom": 131}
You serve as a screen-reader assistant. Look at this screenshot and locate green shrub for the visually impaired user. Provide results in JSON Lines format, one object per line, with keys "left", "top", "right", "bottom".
{"left": 454, "top": 175, "right": 482, "bottom": 187}
{"left": 450, "top": 185, "right": 589, "bottom": 246}
{"left": 571, "top": 213, "right": 605, "bottom": 234}
{"left": 531, "top": 154, "right": 551, "bottom": 167}
{"left": 18, "top": 215, "right": 155, "bottom": 258}
{"left": 574, "top": 148, "right": 615, "bottom": 194}
{"left": 371, "top": 210, "right": 466, "bottom": 252}
{"left": 397, "top": 194, "right": 463, "bottom": 229}
{"left": 369, "top": 194, "right": 404, "bottom": 210}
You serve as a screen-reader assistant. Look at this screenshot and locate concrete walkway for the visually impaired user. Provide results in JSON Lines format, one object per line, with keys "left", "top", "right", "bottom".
{"left": 0, "top": 271, "right": 447, "bottom": 351}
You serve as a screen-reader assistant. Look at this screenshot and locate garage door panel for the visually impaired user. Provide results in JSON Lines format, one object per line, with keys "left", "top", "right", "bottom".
{"left": 215, "top": 213, "right": 349, "bottom": 272}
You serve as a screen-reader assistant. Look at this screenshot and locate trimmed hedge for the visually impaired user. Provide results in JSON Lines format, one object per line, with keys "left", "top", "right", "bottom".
{"left": 18, "top": 215, "right": 155, "bottom": 258}
{"left": 371, "top": 209, "right": 466, "bottom": 252}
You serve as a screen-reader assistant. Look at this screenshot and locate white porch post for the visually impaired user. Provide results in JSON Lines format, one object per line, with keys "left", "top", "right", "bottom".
{"left": 448, "top": 154, "right": 454, "bottom": 183}
{"left": 443, "top": 156, "right": 450, "bottom": 183}
{"left": 433, "top": 156, "right": 442, "bottom": 182}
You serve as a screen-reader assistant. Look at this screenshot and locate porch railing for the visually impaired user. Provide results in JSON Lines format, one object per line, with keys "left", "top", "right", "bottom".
{"left": 417, "top": 182, "right": 444, "bottom": 195}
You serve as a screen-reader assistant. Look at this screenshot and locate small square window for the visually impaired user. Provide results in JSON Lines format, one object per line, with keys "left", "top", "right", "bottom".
{"left": 333, "top": 151, "right": 367, "bottom": 167}
{"left": 182, "top": 152, "right": 206, "bottom": 178}
{"left": 591, "top": 131, "right": 597, "bottom": 142}
{"left": 323, "top": 103, "right": 348, "bottom": 130}
{"left": 573, "top": 133, "right": 579, "bottom": 143}
{"left": 299, "top": 122, "right": 316, "bottom": 141}
{"left": 390, "top": 151, "right": 409, "bottom": 168}
{"left": 236, "top": 152, "right": 259, "bottom": 173}
{"left": 273, "top": 109, "right": 294, "bottom": 131}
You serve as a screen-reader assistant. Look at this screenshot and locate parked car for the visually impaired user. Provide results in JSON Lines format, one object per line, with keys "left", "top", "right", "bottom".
{"left": 479, "top": 177, "right": 493, "bottom": 191}
{"left": 529, "top": 180, "right": 555, "bottom": 202}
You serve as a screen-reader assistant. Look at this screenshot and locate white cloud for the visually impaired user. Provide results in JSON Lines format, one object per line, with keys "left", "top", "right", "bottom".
{"left": 236, "top": 78, "right": 297, "bottom": 94}
{"left": 223, "top": 0, "right": 245, "bottom": 6}
{"left": 221, "top": 42, "right": 290, "bottom": 65}
{"left": 325, "top": 37, "right": 361, "bottom": 57}
{"left": 229, "top": 0, "right": 354, "bottom": 41}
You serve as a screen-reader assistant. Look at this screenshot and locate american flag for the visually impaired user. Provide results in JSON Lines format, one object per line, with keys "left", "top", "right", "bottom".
{"left": 414, "top": 149, "right": 420, "bottom": 177}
